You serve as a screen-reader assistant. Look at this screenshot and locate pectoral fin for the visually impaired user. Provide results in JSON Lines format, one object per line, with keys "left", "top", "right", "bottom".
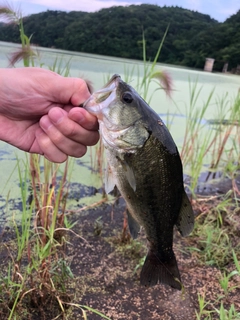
{"left": 126, "top": 209, "right": 140, "bottom": 239}
{"left": 104, "top": 165, "right": 116, "bottom": 194}
{"left": 118, "top": 156, "right": 136, "bottom": 192}
{"left": 176, "top": 191, "right": 195, "bottom": 237}
{"left": 125, "top": 163, "right": 136, "bottom": 191}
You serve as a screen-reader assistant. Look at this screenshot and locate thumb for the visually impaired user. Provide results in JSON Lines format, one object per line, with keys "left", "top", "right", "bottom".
{"left": 55, "top": 76, "right": 91, "bottom": 106}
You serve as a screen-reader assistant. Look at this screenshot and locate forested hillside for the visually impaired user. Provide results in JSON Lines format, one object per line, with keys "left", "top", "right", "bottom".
{"left": 0, "top": 4, "right": 239, "bottom": 71}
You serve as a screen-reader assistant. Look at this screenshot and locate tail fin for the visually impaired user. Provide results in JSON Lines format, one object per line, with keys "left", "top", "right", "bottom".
{"left": 140, "top": 250, "right": 182, "bottom": 290}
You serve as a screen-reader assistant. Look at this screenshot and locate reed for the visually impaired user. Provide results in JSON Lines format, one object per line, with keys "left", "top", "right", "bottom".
{"left": 178, "top": 81, "right": 240, "bottom": 196}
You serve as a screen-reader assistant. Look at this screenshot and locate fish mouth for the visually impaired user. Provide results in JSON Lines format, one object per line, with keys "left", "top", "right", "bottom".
{"left": 83, "top": 74, "right": 121, "bottom": 115}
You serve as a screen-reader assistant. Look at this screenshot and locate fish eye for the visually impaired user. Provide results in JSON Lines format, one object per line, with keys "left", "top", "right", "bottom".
{"left": 122, "top": 92, "right": 133, "bottom": 104}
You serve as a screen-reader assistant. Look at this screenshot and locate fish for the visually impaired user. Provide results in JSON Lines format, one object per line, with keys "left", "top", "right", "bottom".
{"left": 83, "top": 74, "right": 194, "bottom": 290}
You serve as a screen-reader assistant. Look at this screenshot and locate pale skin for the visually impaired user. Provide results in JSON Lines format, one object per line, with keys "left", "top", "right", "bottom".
{"left": 0, "top": 67, "right": 99, "bottom": 163}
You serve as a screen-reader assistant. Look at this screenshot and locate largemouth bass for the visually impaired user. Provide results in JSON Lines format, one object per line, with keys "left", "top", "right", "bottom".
{"left": 83, "top": 74, "right": 194, "bottom": 290}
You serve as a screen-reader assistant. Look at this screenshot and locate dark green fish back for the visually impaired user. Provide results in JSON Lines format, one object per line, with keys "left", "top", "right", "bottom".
{"left": 88, "top": 75, "right": 195, "bottom": 289}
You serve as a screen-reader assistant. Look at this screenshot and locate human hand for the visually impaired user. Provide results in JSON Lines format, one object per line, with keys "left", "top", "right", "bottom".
{"left": 0, "top": 67, "right": 99, "bottom": 162}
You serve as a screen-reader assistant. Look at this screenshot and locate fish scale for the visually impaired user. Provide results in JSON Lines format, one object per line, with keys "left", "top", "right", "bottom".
{"left": 118, "top": 135, "right": 183, "bottom": 245}
{"left": 83, "top": 74, "right": 194, "bottom": 290}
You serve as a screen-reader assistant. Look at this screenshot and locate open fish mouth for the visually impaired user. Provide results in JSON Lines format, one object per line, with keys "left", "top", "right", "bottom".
{"left": 83, "top": 74, "right": 121, "bottom": 115}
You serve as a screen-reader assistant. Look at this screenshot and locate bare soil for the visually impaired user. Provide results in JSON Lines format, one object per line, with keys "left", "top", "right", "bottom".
{"left": 65, "top": 198, "right": 240, "bottom": 320}
{"left": 0, "top": 176, "right": 240, "bottom": 320}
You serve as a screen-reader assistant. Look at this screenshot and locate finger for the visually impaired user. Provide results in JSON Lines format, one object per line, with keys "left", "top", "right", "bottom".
{"left": 35, "top": 128, "right": 68, "bottom": 163}
{"left": 39, "top": 116, "right": 89, "bottom": 157}
{"left": 51, "top": 75, "right": 91, "bottom": 106}
{"left": 45, "top": 108, "right": 99, "bottom": 146}
{"left": 68, "top": 107, "right": 99, "bottom": 131}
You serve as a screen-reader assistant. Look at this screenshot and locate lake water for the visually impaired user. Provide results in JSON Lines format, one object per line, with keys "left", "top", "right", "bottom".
{"left": 1, "top": 41, "right": 240, "bottom": 114}
{"left": 0, "top": 41, "right": 240, "bottom": 224}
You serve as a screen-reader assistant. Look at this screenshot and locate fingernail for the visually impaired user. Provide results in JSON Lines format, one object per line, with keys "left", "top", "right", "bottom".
{"left": 40, "top": 117, "right": 53, "bottom": 131}
{"left": 49, "top": 108, "right": 65, "bottom": 125}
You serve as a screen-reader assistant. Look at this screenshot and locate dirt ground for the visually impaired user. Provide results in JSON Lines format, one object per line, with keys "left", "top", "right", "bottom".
{"left": 64, "top": 197, "right": 239, "bottom": 320}
{"left": 1, "top": 177, "right": 240, "bottom": 320}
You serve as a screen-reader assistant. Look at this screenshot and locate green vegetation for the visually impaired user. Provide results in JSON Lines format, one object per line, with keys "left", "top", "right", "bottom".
{"left": 0, "top": 4, "right": 240, "bottom": 320}
{"left": 196, "top": 293, "right": 240, "bottom": 319}
{"left": 180, "top": 82, "right": 240, "bottom": 196}
{"left": 0, "top": 157, "right": 72, "bottom": 319}
{"left": 1, "top": 4, "right": 240, "bottom": 71}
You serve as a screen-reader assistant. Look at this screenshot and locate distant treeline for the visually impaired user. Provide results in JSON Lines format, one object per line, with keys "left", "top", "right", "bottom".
{"left": 0, "top": 4, "right": 240, "bottom": 71}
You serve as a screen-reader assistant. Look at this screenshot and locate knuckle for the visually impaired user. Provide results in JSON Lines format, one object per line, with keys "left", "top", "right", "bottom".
{"left": 52, "top": 131, "right": 64, "bottom": 145}
{"left": 67, "top": 125, "right": 79, "bottom": 138}
{"left": 38, "top": 131, "right": 51, "bottom": 149}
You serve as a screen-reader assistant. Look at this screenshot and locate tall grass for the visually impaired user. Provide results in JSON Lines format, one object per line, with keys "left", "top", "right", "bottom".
{"left": 123, "top": 27, "right": 173, "bottom": 104}
{"left": 0, "top": 4, "right": 111, "bottom": 319}
{"left": 178, "top": 80, "right": 240, "bottom": 195}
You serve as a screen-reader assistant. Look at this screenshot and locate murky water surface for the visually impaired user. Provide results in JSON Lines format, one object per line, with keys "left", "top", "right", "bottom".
{"left": 0, "top": 41, "right": 240, "bottom": 224}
